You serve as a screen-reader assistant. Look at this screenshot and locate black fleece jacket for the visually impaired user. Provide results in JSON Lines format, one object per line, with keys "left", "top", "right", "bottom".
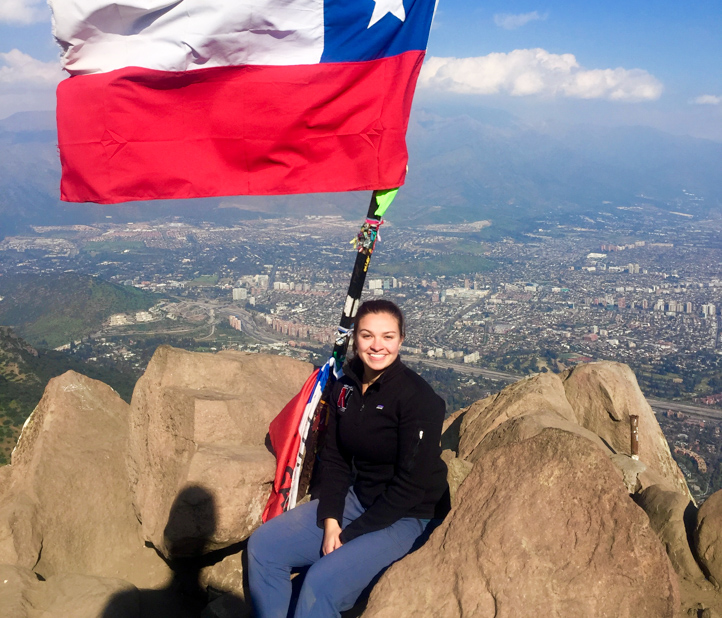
{"left": 316, "top": 356, "right": 449, "bottom": 543}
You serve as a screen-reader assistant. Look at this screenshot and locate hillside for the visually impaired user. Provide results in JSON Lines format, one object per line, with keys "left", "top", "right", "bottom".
{"left": 0, "top": 326, "right": 139, "bottom": 465}
{"left": 0, "top": 272, "right": 158, "bottom": 349}
{"left": 0, "top": 328, "right": 42, "bottom": 459}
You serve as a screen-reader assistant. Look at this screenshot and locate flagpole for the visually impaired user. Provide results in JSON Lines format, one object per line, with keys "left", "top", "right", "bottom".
{"left": 294, "top": 190, "right": 389, "bottom": 501}
{"left": 333, "top": 192, "right": 384, "bottom": 363}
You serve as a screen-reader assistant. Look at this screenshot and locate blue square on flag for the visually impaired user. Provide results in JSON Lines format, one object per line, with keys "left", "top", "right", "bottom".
{"left": 322, "top": 0, "right": 436, "bottom": 62}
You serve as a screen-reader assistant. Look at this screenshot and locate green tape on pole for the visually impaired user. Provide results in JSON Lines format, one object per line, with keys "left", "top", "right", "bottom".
{"left": 374, "top": 188, "right": 399, "bottom": 217}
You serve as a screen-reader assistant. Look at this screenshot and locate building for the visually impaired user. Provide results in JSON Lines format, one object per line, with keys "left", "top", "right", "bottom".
{"left": 232, "top": 287, "right": 247, "bottom": 300}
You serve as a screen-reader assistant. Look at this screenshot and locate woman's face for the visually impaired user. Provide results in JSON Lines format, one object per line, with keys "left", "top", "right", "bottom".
{"left": 355, "top": 311, "right": 403, "bottom": 378}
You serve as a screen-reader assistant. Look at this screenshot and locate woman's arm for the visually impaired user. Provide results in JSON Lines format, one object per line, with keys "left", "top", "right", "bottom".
{"left": 315, "top": 382, "right": 353, "bottom": 530}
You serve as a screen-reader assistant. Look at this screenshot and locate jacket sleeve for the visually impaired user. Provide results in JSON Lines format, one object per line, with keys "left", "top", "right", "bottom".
{"left": 315, "top": 382, "right": 352, "bottom": 528}
{"left": 339, "top": 389, "right": 445, "bottom": 543}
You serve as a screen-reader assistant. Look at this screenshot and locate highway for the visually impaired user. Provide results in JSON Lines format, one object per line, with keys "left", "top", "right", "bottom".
{"left": 404, "top": 356, "right": 722, "bottom": 421}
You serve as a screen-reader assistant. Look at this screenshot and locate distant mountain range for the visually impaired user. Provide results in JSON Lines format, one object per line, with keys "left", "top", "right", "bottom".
{"left": 1, "top": 107, "right": 721, "bottom": 235}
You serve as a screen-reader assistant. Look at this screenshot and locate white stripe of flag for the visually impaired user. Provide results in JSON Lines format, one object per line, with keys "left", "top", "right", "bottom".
{"left": 51, "top": 0, "right": 326, "bottom": 75}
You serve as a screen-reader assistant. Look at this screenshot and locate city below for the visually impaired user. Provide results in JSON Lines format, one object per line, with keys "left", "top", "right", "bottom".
{"left": 2, "top": 200, "right": 722, "bottom": 500}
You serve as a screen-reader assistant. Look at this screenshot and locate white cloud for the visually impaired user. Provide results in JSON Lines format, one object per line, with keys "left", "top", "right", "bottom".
{"left": 0, "top": 0, "right": 47, "bottom": 24}
{"left": 419, "top": 49, "right": 663, "bottom": 102}
{"left": 0, "top": 49, "right": 63, "bottom": 88}
{"left": 0, "top": 50, "right": 63, "bottom": 117}
{"left": 691, "top": 95, "right": 722, "bottom": 105}
{"left": 494, "top": 11, "right": 546, "bottom": 30}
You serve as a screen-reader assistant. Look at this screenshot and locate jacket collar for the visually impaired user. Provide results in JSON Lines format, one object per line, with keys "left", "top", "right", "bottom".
{"left": 343, "top": 355, "right": 404, "bottom": 391}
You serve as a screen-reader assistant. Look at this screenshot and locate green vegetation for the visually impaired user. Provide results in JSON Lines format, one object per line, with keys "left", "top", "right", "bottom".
{"left": 0, "top": 327, "right": 139, "bottom": 465}
{"left": 0, "top": 272, "right": 158, "bottom": 349}
{"left": 83, "top": 240, "right": 146, "bottom": 253}
{"left": 448, "top": 241, "right": 492, "bottom": 255}
{"left": 188, "top": 274, "right": 219, "bottom": 286}
{"left": 375, "top": 254, "right": 496, "bottom": 277}
{"left": 629, "top": 351, "right": 722, "bottom": 402}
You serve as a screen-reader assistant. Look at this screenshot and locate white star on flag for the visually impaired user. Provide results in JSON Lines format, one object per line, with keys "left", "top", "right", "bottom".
{"left": 368, "top": 0, "right": 406, "bottom": 28}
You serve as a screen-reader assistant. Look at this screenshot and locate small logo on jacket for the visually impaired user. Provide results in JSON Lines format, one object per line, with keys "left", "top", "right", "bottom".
{"left": 337, "top": 385, "right": 353, "bottom": 413}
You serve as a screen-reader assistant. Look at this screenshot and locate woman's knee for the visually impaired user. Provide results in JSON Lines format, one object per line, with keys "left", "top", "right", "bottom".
{"left": 296, "top": 557, "right": 363, "bottom": 615}
{"left": 296, "top": 563, "right": 338, "bottom": 615}
{"left": 247, "top": 523, "right": 272, "bottom": 566}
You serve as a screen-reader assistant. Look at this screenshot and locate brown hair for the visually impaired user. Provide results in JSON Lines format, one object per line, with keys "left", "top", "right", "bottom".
{"left": 352, "top": 299, "right": 405, "bottom": 351}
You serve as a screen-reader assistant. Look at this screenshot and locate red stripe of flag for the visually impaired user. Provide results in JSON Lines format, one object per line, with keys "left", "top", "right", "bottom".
{"left": 56, "top": 51, "right": 424, "bottom": 204}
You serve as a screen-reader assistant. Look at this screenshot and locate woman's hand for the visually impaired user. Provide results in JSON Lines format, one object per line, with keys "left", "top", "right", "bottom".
{"left": 322, "top": 518, "right": 343, "bottom": 555}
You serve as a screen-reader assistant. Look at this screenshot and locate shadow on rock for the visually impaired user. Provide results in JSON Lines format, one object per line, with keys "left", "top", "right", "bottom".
{"left": 102, "top": 484, "right": 245, "bottom": 618}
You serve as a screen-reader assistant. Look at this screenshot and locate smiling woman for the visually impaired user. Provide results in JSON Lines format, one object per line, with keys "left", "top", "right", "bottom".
{"left": 247, "top": 299, "right": 450, "bottom": 618}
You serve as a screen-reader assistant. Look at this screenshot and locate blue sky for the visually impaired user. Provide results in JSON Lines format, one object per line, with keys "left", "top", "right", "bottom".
{"left": 1, "top": 0, "right": 720, "bottom": 139}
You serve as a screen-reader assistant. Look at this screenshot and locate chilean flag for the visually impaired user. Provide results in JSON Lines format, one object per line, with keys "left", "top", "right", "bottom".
{"left": 50, "top": 0, "right": 437, "bottom": 204}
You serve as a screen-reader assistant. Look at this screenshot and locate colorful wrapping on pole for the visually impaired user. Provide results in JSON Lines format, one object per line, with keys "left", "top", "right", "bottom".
{"left": 264, "top": 189, "right": 397, "bottom": 520}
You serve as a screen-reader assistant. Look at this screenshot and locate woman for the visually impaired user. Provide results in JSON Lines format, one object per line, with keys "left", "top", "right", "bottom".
{"left": 248, "top": 299, "right": 449, "bottom": 618}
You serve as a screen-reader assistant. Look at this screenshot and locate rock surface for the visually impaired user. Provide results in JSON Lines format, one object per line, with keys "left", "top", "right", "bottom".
{"left": 127, "top": 346, "right": 312, "bottom": 557}
{"left": 455, "top": 371, "right": 577, "bottom": 463}
{"left": 635, "top": 484, "right": 706, "bottom": 583}
{"left": 562, "top": 362, "right": 690, "bottom": 497}
{"left": 0, "top": 353, "right": 712, "bottom": 617}
{"left": 695, "top": 490, "right": 722, "bottom": 585}
{"left": 444, "top": 363, "right": 690, "bottom": 502}
{"left": 201, "top": 593, "right": 251, "bottom": 618}
{"left": 0, "top": 371, "right": 143, "bottom": 580}
{"left": 364, "top": 429, "right": 680, "bottom": 618}
{"left": 199, "top": 550, "right": 246, "bottom": 597}
{"left": 440, "top": 450, "right": 472, "bottom": 506}
{"left": 0, "top": 563, "right": 140, "bottom": 618}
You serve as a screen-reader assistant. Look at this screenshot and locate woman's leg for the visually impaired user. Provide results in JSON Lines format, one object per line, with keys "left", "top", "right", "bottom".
{"left": 293, "top": 516, "right": 428, "bottom": 618}
{"left": 247, "top": 499, "right": 325, "bottom": 618}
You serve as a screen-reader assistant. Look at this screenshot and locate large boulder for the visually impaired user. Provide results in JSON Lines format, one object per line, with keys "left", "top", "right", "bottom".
{"left": 363, "top": 429, "right": 680, "bottom": 617}
{"left": 128, "top": 346, "right": 312, "bottom": 557}
{"left": 454, "top": 371, "right": 577, "bottom": 463}
{"left": 634, "top": 484, "right": 706, "bottom": 583}
{"left": 0, "top": 371, "right": 145, "bottom": 581}
{"left": 562, "top": 362, "right": 690, "bottom": 498}
{"left": 695, "top": 490, "right": 722, "bottom": 586}
{"left": 443, "top": 363, "right": 689, "bottom": 502}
